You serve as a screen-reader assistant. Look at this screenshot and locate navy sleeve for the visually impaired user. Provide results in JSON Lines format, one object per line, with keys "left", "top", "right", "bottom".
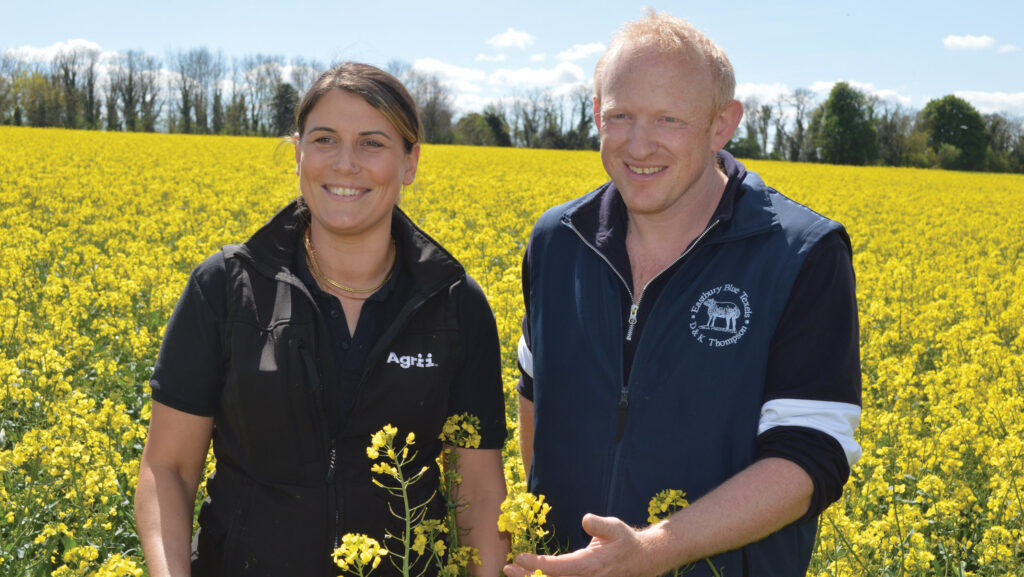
{"left": 757, "top": 231, "right": 862, "bottom": 521}
{"left": 149, "top": 252, "right": 228, "bottom": 417}
{"left": 516, "top": 242, "right": 535, "bottom": 401}
{"left": 448, "top": 274, "right": 508, "bottom": 450}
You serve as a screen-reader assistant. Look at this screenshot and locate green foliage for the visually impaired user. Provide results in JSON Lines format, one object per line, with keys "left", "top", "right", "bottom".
{"left": 920, "top": 95, "right": 987, "bottom": 171}
{"left": 725, "top": 131, "right": 761, "bottom": 160}
{"left": 453, "top": 113, "right": 496, "bottom": 146}
{"left": 271, "top": 82, "right": 299, "bottom": 137}
{"left": 817, "top": 82, "right": 877, "bottom": 166}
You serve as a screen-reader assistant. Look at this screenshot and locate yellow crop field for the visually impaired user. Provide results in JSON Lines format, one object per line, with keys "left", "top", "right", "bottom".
{"left": 2, "top": 125, "right": 1023, "bottom": 576}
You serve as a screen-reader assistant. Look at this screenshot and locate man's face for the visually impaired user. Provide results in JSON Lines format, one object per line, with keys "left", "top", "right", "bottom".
{"left": 595, "top": 46, "right": 728, "bottom": 222}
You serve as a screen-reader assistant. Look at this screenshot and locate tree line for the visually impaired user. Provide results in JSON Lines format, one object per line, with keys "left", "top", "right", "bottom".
{"left": 0, "top": 46, "right": 596, "bottom": 151}
{"left": 2, "top": 46, "right": 1022, "bottom": 173}
{"left": 727, "top": 82, "right": 1024, "bottom": 173}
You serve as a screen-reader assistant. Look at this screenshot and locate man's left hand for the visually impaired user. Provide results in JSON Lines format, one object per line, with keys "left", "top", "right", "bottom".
{"left": 502, "top": 514, "right": 661, "bottom": 577}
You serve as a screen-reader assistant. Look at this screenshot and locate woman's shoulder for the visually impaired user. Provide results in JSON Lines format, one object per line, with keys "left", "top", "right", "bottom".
{"left": 182, "top": 251, "right": 229, "bottom": 320}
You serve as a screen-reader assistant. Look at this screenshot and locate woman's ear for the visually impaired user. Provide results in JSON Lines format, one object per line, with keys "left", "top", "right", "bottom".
{"left": 402, "top": 143, "right": 421, "bottom": 186}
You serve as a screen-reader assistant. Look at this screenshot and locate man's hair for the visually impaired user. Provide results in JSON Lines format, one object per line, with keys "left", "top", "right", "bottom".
{"left": 594, "top": 10, "right": 736, "bottom": 113}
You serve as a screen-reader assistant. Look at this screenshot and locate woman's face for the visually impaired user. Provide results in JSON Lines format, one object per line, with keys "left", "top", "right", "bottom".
{"left": 295, "top": 89, "right": 419, "bottom": 239}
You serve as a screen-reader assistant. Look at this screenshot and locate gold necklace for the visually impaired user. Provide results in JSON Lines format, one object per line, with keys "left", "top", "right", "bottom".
{"left": 304, "top": 228, "right": 396, "bottom": 297}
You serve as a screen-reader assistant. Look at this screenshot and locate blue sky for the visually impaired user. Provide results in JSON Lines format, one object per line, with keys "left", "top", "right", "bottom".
{"left": 3, "top": 0, "right": 1022, "bottom": 115}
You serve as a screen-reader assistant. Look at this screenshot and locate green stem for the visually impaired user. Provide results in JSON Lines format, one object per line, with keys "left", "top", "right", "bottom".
{"left": 826, "top": 513, "right": 869, "bottom": 575}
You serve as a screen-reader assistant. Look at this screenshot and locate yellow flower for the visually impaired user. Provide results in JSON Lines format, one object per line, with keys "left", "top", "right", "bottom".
{"left": 647, "top": 488, "right": 689, "bottom": 524}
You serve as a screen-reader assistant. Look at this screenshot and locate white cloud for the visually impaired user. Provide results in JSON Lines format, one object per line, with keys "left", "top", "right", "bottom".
{"left": 486, "top": 28, "right": 535, "bottom": 50}
{"left": 942, "top": 34, "right": 996, "bottom": 51}
{"left": 871, "top": 89, "right": 913, "bottom": 106}
{"left": 557, "top": 42, "right": 606, "bottom": 61}
{"left": 452, "top": 93, "right": 496, "bottom": 114}
{"left": 475, "top": 53, "right": 506, "bottom": 63}
{"left": 998, "top": 44, "right": 1020, "bottom": 53}
{"left": 489, "top": 61, "right": 585, "bottom": 88}
{"left": 529, "top": 53, "right": 546, "bottom": 62}
{"left": 809, "top": 80, "right": 910, "bottom": 106}
{"left": 735, "top": 82, "right": 790, "bottom": 104}
{"left": 955, "top": 90, "right": 1024, "bottom": 114}
{"left": 412, "top": 58, "right": 486, "bottom": 94}
{"left": 7, "top": 39, "right": 112, "bottom": 63}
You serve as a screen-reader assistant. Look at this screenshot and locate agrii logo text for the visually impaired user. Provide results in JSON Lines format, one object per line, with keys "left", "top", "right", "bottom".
{"left": 386, "top": 352, "right": 439, "bottom": 369}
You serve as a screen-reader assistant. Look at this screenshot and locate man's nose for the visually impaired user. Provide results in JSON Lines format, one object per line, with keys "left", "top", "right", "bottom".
{"left": 627, "top": 122, "right": 658, "bottom": 158}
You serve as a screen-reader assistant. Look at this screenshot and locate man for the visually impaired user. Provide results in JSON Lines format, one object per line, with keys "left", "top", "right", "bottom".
{"left": 504, "top": 11, "right": 861, "bottom": 577}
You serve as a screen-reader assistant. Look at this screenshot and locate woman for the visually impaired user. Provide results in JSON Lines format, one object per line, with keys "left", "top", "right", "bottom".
{"left": 135, "top": 62, "right": 509, "bottom": 577}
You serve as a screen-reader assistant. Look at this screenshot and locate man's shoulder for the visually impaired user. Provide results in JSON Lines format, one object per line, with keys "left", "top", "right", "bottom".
{"left": 739, "top": 170, "right": 849, "bottom": 251}
{"left": 531, "top": 180, "right": 613, "bottom": 237}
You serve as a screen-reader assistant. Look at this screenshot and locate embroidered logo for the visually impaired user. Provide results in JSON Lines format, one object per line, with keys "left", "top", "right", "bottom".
{"left": 689, "top": 284, "right": 751, "bottom": 347}
{"left": 387, "top": 352, "right": 438, "bottom": 369}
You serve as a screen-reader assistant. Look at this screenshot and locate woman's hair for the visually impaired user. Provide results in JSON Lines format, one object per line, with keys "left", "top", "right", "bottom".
{"left": 295, "top": 62, "right": 422, "bottom": 152}
{"left": 594, "top": 10, "right": 736, "bottom": 114}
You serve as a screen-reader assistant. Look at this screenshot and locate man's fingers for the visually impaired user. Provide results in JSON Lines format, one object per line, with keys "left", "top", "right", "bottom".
{"left": 511, "top": 550, "right": 593, "bottom": 576}
{"left": 502, "top": 562, "right": 529, "bottom": 577}
{"left": 502, "top": 516, "right": 631, "bottom": 577}
{"left": 581, "top": 513, "right": 630, "bottom": 541}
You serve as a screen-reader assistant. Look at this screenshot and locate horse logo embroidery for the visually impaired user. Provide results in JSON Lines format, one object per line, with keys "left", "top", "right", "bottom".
{"left": 690, "top": 284, "right": 752, "bottom": 347}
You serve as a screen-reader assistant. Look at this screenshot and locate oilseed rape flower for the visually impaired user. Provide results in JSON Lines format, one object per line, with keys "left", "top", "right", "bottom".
{"left": 647, "top": 488, "right": 690, "bottom": 524}
{"left": 3, "top": 126, "right": 1024, "bottom": 575}
{"left": 333, "top": 533, "right": 389, "bottom": 576}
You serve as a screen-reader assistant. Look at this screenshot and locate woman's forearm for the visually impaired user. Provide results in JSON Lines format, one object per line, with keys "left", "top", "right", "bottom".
{"left": 134, "top": 402, "right": 213, "bottom": 577}
{"left": 454, "top": 447, "right": 511, "bottom": 577}
{"left": 135, "top": 463, "right": 200, "bottom": 577}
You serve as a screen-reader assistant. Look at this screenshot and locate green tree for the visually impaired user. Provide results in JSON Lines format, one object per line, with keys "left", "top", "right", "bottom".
{"left": 453, "top": 113, "right": 495, "bottom": 146}
{"left": 818, "top": 82, "right": 877, "bottom": 165}
{"left": 211, "top": 91, "right": 225, "bottom": 134}
{"left": 724, "top": 128, "right": 761, "bottom": 159}
{"left": 482, "top": 105, "right": 512, "bottom": 147}
{"left": 271, "top": 81, "right": 298, "bottom": 136}
{"left": 919, "top": 95, "right": 987, "bottom": 171}
{"left": 224, "top": 92, "right": 247, "bottom": 135}
{"left": 16, "top": 71, "right": 61, "bottom": 127}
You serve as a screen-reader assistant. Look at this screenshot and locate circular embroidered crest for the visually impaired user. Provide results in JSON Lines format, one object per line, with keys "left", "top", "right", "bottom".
{"left": 689, "top": 284, "right": 752, "bottom": 347}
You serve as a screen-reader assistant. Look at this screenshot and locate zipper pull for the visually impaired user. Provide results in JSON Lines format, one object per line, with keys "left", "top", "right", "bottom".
{"left": 326, "top": 442, "right": 337, "bottom": 483}
{"left": 616, "top": 387, "right": 629, "bottom": 441}
{"left": 625, "top": 303, "right": 639, "bottom": 342}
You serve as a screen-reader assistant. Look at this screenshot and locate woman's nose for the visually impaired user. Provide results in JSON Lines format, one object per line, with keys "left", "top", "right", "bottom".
{"left": 332, "top": 145, "right": 359, "bottom": 173}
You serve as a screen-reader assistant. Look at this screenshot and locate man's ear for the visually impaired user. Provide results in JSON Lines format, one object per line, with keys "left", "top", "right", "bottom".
{"left": 711, "top": 100, "right": 743, "bottom": 151}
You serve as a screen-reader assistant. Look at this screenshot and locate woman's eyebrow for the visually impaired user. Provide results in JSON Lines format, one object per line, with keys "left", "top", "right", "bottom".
{"left": 306, "top": 127, "right": 393, "bottom": 141}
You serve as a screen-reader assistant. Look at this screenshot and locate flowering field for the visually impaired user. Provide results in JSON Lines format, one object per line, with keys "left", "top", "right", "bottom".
{"left": 1, "top": 125, "right": 1023, "bottom": 576}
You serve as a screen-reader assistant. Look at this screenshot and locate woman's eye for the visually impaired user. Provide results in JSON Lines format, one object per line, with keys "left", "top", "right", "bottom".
{"left": 363, "top": 139, "right": 384, "bottom": 148}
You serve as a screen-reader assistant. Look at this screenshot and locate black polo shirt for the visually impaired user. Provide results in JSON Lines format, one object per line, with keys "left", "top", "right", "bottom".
{"left": 150, "top": 239, "right": 506, "bottom": 449}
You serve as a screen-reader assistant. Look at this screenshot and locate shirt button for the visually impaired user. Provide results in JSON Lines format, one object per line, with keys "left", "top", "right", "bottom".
{"left": 329, "top": 308, "right": 340, "bottom": 319}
